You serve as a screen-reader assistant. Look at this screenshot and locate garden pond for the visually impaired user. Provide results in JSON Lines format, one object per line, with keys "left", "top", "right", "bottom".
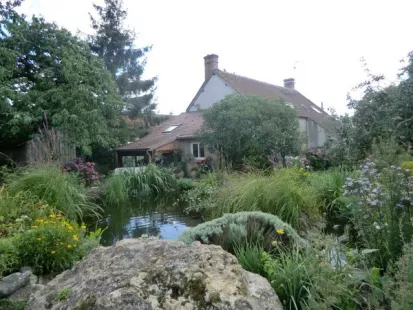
{"left": 88, "top": 199, "right": 203, "bottom": 246}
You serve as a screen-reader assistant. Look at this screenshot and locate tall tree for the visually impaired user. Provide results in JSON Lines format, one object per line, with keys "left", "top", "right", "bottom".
{"left": 198, "top": 94, "right": 302, "bottom": 167}
{"left": 0, "top": 12, "right": 126, "bottom": 153}
{"left": 89, "top": 0, "right": 156, "bottom": 122}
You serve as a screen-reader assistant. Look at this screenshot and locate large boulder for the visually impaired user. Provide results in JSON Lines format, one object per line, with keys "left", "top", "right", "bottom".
{"left": 27, "top": 238, "right": 282, "bottom": 310}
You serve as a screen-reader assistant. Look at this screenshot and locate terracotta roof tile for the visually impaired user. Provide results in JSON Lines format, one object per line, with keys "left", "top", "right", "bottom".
{"left": 116, "top": 112, "right": 203, "bottom": 151}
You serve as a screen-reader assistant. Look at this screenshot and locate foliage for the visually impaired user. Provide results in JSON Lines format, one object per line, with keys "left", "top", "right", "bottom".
{"left": 63, "top": 158, "right": 100, "bottom": 187}
{"left": 385, "top": 242, "right": 413, "bottom": 309}
{"left": 16, "top": 213, "right": 101, "bottom": 275}
{"left": 0, "top": 300, "right": 25, "bottom": 310}
{"left": 262, "top": 247, "right": 313, "bottom": 309}
{"left": 261, "top": 237, "right": 364, "bottom": 310}
{"left": 56, "top": 288, "right": 72, "bottom": 301}
{"left": 179, "top": 211, "right": 306, "bottom": 254}
{"left": 5, "top": 164, "right": 101, "bottom": 220}
{"left": 328, "top": 53, "right": 413, "bottom": 166}
{"left": 198, "top": 94, "right": 302, "bottom": 167}
{"left": 89, "top": 0, "right": 157, "bottom": 121}
{"left": 178, "top": 172, "right": 218, "bottom": 214}
{"left": 343, "top": 160, "right": 413, "bottom": 269}
{"left": 302, "top": 148, "right": 332, "bottom": 171}
{"left": 234, "top": 240, "right": 266, "bottom": 276}
{"left": 207, "top": 169, "right": 319, "bottom": 230}
{"left": 102, "top": 164, "right": 178, "bottom": 205}
{"left": 309, "top": 168, "right": 356, "bottom": 213}
{"left": 176, "top": 178, "right": 195, "bottom": 191}
{"left": 0, "top": 237, "right": 19, "bottom": 277}
{"left": 0, "top": 12, "right": 126, "bottom": 153}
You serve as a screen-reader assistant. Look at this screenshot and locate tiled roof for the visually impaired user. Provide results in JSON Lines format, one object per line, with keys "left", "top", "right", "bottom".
{"left": 187, "top": 70, "right": 334, "bottom": 130}
{"left": 116, "top": 112, "right": 203, "bottom": 151}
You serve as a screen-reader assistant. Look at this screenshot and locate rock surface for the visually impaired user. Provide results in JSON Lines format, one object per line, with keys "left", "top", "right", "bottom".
{"left": 7, "top": 284, "right": 44, "bottom": 301}
{"left": 27, "top": 239, "right": 282, "bottom": 310}
{"left": 0, "top": 272, "right": 30, "bottom": 297}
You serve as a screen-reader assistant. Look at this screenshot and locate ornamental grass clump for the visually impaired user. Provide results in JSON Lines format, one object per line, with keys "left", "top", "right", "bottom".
{"left": 5, "top": 164, "right": 100, "bottom": 220}
{"left": 16, "top": 212, "right": 102, "bottom": 275}
{"left": 343, "top": 160, "right": 413, "bottom": 268}
{"left": 207, "top": 168, "right": 319, "bottom": 229}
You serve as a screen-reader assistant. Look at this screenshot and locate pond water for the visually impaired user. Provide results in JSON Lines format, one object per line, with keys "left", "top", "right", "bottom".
{"left": 90, "top": 199, "right": 203, "bottom": 246}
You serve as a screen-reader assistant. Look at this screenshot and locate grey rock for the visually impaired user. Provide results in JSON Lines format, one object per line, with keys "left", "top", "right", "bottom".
{"left": 19, "top": 266, "right": 38, "bottom": 284}
{"left": 19, "top": 266, "right": 32, "bottom": 274}
{"left": 7, "top": 284, "right": 44, "bottom": 302}
{"left": 27, "top": 239, "right": 282, "bottom": 310}
{"left": 0, "top": 272, "right": 30, "bottom": 298}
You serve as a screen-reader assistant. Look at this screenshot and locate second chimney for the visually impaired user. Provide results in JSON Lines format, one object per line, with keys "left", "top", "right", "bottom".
{"left": 283, "top": 78, "right": 295, "bottom": 89}
{"left": 204, "top": 54, "right": 219, "bottom": 80}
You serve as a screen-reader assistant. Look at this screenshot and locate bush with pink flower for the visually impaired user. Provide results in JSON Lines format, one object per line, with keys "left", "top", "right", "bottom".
{"left": 63, "top": 158, "right": 100, "bottom": 187}
{"left": 303, "top": 148, "right": 332, "bottom": 171}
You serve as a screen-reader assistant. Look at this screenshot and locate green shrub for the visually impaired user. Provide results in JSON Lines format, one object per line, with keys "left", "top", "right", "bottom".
{"left": 16, "top": 213, "right": 102, "bottom": 275}
{"left": 102, "top": 164, "right": 178, "bottom": 205}
{"left": 207, "top": 169, "right": 319, "bottom": 229}
{"left": 309, "top": 168, "right": 357, "bottom": 213}
{"left": 262, "top": 239, "right": 359, "bottom": 310}
{"left": 0, "top": 186, "right": 53, "bottom": 229}
{"left": 177, "top": 178, "right": 195, "bottom": 191}
{"left": 179, "top": 211, "right": 306, "bottom": 254}
{"left": 178, "top": 173, "right": 219, "bottom": 214}
{"left": 5, "top": 164, "right": 100, "bottom": 220}
{"left": 343, "top": 161, "right": 413, "bottom": 268}
{"left": 0, "top": 300, "right": 26, "bottom": 310}
{"left": 0, "top": 237, "right": 19, "bottom": 278}
{"left": 385, "top": 242, "right": 413, "bottom": 309}
{"left": 262, "top": 247, "right": 312, "bottom": 309}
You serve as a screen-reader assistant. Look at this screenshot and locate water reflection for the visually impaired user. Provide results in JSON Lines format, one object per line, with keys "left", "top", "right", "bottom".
{"left": 92, "top": 198, "right": 202, "bottom": 246}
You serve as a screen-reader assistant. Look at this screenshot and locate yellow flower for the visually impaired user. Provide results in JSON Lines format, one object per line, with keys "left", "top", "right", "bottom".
{"left": 31, "top": 225, "right": 39, "bottom": 229}
{"left": 67, "top": 226, "right": 73, "bottom": 231}
{"left": 35, "top": 219, "right": 44, "bottom": 223}
{"left": 81, "top": 225, "right": 86, "bottom": 229}
{"left": 49, "top": 214, "right": 55, "bottom": 218}
{"left": 276, "top": 228, "right": 285, "bottom": 235}
{"left": 51, "top": 250, "right": 56, "bottom": 254}
{"left": 272, "top": 241, "right": 278, "bottom": 247}
{"left": 67, "top": 244, "right": 72, "bottom": 249}
{"left": 73, "top": 235, "right": 79, "bottom": 242}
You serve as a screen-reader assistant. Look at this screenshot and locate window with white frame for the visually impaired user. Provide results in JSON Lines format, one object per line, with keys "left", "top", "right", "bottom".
{"left": 163, "top": 125, "right": 179, "bottom": 133}
{"left": 191, "top": 142, "right": 205, "bottom": 159}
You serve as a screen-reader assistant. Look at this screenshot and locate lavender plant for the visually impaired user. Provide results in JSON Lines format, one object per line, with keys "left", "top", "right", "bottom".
{"left": 343, "top": 160, "right": 413, "bottom": 268}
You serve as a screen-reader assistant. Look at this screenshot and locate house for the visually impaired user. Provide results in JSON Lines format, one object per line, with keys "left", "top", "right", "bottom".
{"left": 115, "top": 54, "right": 333, "bottom": 168}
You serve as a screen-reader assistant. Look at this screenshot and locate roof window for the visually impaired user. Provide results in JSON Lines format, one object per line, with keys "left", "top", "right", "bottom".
{"left": 309, "top": 105, "right": 323, "bottom": 113}
{"left": 163, "top": 125, "right": 179, "bottom": 133}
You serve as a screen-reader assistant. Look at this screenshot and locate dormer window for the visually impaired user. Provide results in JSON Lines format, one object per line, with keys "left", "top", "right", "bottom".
{"left": 163, "top": 125, "right": 179, "bottom": 133}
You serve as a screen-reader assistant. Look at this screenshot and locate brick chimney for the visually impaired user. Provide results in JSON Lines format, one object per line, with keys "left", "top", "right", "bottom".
{"left": 283, "top": 78, "right": 295, "bottom": 89}
{"left": 204, "top": 54, "right": 219, "bottom": 80}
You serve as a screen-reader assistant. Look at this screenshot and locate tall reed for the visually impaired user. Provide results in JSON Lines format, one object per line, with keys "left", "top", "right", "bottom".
{"left": 102, "top": 164, "right": 178, "bottom": 205}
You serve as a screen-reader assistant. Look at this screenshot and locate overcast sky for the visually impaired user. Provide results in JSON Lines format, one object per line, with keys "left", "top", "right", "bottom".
{"left": 19, "top": 0, "right": 413, "bottom": 115}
